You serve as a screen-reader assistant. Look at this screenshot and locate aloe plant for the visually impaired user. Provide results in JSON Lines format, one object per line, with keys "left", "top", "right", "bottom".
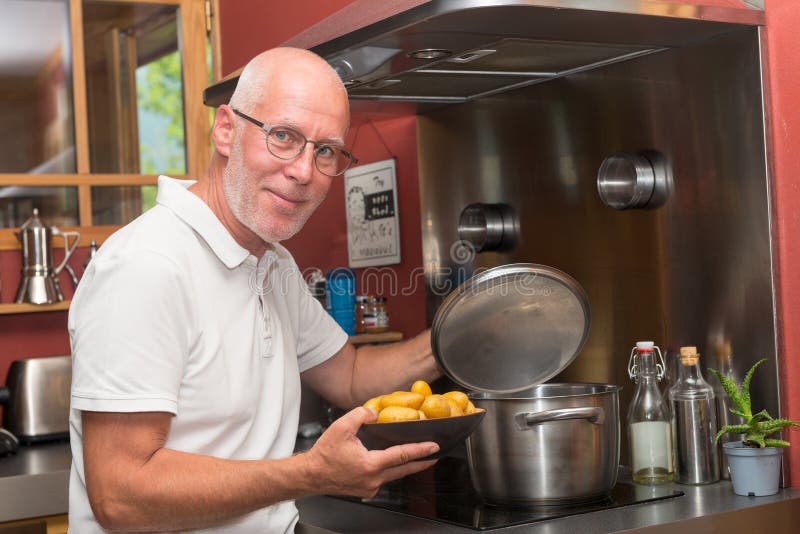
{"left": 709, "top": 358, "right": 800, "bottom": 448}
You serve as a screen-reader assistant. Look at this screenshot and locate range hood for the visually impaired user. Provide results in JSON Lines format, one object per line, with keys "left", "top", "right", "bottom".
{"left": 203, "top": 0, "right": 763, "bottom": 107}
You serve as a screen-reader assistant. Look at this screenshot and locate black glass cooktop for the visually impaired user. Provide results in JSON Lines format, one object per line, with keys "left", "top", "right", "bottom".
{"left": 334, "top": 456, "right": 683, "bottom": 531}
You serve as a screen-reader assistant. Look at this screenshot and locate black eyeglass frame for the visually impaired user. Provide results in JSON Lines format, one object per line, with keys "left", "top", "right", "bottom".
{"left": 231, "top": 108, "right": 358, "bottom": 177}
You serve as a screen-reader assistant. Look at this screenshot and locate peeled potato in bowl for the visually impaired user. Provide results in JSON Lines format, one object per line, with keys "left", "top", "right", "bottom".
{"left": 411, "top": 380, "right": 433, "bottom": 397}
{"left": 420, "top": 394, "right": 450, "bottom": 419}
{"left": 357, "top": 380, "right": 486, "bottom": 459}
{"left": 380, "top": 391, "right": 425, "bottom": 411}
{"left": 377, "top": 406, "right": 420, "bottom": 423}
{"left": 365, "top": 381, "right": 482, "bottom": 422}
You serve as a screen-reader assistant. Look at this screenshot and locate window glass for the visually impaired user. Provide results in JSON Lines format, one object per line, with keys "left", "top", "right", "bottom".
{"left": 83, "top": 1, "right": 186, "bottom": 174}
{"left": 137, "top": 50, "right": 186, "bottom": 174}
{"left": 91, "top": 185, "right": 156, "bottom": 225}
{"left": 0, "top": 0, "right": 76, "bottom": 173}
{"left": 0, "top": 186, "right": 79, "bottom": 228}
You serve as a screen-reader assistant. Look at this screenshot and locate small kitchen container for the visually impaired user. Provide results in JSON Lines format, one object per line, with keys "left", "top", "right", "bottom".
{"left": 365, "top": 296, "right": 389, "bottom": 333}
{"left": 326, "top": 268, "right": 356, "bottom": 334}
{"left": 325, "top": 268, "right": 355, "bottom": 311}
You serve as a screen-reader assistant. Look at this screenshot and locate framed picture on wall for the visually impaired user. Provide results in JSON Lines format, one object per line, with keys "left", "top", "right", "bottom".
{"left": 344, "top": 158, "right": 401, "bottom": 268}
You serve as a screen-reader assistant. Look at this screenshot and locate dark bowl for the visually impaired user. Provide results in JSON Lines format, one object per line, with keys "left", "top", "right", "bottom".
{"left": 357, "top": 411, "right": 486, "bottom": 460}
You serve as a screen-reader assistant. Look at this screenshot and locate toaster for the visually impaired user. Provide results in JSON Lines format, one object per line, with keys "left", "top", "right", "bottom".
{"left": 0, "top": 356, "right": 71, "bottom": 443}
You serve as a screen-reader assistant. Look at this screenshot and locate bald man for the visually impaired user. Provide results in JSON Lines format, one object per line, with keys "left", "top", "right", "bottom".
{"left": 68, "top": 48, "right": 441, "bottom": 533}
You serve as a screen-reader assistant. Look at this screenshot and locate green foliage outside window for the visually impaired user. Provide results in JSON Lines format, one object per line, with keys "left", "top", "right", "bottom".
{"left": 137, "top": 50, "right": 186, "bottom": 210}
{"left": 134, "top": 39, "right": 214, "bottom": 213}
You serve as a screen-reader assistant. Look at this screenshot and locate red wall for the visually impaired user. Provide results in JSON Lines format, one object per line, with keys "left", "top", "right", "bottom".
{"left": 285, "top": 115, "right": 426, "bottom": 337}
{"left": 218, "top": 0, "right": 427, "bottom": 338}
{"left": 0, "top": 247, "right": 89, "bottom": 413}
{"left": 218, "top": 0, "right": 356, "bottom": 77}
{"left": 764, "top": 0, "right": 800, "bottom": 487}
{"left": 0, "top": 249, "right": 90, "bottom": 364}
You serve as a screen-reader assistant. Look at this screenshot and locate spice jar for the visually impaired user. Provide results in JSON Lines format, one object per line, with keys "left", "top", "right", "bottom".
{"left": 354, "top": 295, "right": 368, "bottom": 334}
{"left": 374, "top": 297, "right": 389, "bottom": 333}
{"left": 364, "top": 296, "right": 389, "bottom": 333}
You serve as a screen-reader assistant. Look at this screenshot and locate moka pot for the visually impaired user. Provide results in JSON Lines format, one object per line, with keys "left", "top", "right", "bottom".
{"left": 15, "top": 209, "right": 80, "bottom": 304}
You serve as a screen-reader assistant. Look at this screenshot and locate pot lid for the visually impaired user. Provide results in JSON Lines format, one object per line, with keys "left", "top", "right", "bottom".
{"left": 431, "top": 263, "right": 591, "bottom": 393}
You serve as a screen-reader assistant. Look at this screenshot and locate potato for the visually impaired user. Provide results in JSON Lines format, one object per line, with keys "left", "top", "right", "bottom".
{"left": 363, "top": 396, "right": 383, "bottom": 412}
{"left": 377, "top": 406, "right": 420, "bottom": 423}
{"left": 445, "top": 397, "right": 464, "bottom": 417}
{"left": 443, "top": 391, "right": 470, "bottom": 411}
{"left": 420, "top": 394, "right": 451, "bottom": 419}
{"left": 369, "top": 380, "right": 484, "bottom": 423}
{"left": 411, "top": 380, "right": 433, "bottom": 397}
{"left": 380, "top": 391, "right": 425, "bottom": 411}
{"left": 465, "top": 400, "right": 477, "bottom": 414}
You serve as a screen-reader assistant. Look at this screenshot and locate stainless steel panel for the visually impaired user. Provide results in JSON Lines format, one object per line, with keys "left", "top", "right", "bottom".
{"left": 417, "top": 28, "right": 776, "bottom": 464}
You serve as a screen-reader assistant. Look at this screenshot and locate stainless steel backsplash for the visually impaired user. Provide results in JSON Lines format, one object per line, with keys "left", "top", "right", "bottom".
{"left": 417, "top": 26, "right": 778, "bottom": 451}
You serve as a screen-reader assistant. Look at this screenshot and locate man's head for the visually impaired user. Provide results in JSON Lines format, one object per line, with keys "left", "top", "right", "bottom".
{"left": 212, "top": 47, "right": 350, "bottom": 244}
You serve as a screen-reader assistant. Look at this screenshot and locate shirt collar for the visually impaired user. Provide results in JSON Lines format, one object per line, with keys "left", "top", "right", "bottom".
{"left": 155, "top": 176, "right": 251, "bottom": 269}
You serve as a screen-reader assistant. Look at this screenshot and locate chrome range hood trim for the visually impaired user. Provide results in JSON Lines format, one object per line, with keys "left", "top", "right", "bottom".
{"left": 349, "top": 47, "right": 666, "bottom": 103}
{"left": 203, "top": 0, "right": 764, "bottom": 107}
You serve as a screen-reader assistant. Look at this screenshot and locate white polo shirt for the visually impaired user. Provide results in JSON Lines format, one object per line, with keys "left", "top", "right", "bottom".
{"left": 68, "top": 176, "right": 348, "bottom": 533}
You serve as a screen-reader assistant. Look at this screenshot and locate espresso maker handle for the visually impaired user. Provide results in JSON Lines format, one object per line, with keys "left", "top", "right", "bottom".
{"left": 52, "top": 228, "right": 81, "bottom": 276}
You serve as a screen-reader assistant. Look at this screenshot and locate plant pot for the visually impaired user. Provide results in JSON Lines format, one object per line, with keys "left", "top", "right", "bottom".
{"left": 722, "top": 441, "right": 783, "bottom": 496}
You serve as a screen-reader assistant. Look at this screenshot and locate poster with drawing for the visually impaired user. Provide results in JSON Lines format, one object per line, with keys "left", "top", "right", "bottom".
{"left": 344, "top": 158, "right": 401, "bottom": 268}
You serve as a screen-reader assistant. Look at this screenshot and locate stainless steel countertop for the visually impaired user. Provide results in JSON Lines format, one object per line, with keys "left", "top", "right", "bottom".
{"left": 0, "top": 442, "right": 71, "bottom": 522}
{"left": 296, "top": 478, "right": 800, "bottom": 533}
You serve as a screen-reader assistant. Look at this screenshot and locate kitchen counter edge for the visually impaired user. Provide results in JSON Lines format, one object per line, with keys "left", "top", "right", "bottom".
{"left": 0, "top": 442, "right": 71, "bottom": 523}
{"left": 3, "top": 442, "right": 800, "bottom": 532}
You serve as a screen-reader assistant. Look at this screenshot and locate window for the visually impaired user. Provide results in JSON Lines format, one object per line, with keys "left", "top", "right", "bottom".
{"left": 0, "top": 0, "right": 214, "bottom": 248}
{"left": 0, "top": 0, "right": 76, "bottom": 175}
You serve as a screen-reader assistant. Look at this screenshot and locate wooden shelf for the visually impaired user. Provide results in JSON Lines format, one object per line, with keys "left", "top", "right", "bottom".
{"left": 0, "top": 301, "right": 70, "bottom": 315}
{"left": 349, "top": 331, "right": 403, "bottom": 345}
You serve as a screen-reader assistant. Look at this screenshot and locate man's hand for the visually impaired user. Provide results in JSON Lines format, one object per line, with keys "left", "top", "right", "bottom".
{"left": 302, "top": 407, "right": 439, "bottom": 498}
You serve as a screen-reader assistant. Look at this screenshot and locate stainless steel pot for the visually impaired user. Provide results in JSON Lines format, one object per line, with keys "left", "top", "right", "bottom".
{"left": 467, "top": 383, "right": 621, "bottom": 504}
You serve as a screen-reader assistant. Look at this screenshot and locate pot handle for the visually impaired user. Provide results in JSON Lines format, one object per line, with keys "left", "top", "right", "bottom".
{"left": 51, "top": 228, "right": 81, "bottom": 276}
{"left": 514, "top": 407, "right": 605, "bottom": 430}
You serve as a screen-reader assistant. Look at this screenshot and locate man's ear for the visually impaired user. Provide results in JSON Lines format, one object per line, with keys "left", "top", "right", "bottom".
{"left": 212, "top": 105, "right": 235, "bottom": 157}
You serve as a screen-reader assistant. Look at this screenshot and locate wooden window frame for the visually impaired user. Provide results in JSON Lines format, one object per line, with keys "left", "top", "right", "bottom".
{"left": 0, "top": 0, "right": 216, "bottom": 250}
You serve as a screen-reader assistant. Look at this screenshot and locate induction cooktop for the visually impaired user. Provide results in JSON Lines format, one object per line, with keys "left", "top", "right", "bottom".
{"left": 334, "top": 456, "right": 684, "bottom": 531}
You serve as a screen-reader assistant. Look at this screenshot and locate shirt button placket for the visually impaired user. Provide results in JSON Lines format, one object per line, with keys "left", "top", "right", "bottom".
{"left": 259, "top": 293, "right": 273, "bottom": 359}
{"left": 255, "top": 254, "right": 274, "bottom": 359}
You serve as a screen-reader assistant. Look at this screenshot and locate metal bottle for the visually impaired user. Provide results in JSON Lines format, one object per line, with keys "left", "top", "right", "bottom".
{"left": 668, "top": 346, "right": 720, "bottom": 484}
{"left": 627, "top": 341, "right": 674, "bottom": 485}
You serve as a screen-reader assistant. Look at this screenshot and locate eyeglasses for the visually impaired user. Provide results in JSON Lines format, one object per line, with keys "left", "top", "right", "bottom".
{"left": 232, "top": 108, "right": 358, "bottom": 177}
